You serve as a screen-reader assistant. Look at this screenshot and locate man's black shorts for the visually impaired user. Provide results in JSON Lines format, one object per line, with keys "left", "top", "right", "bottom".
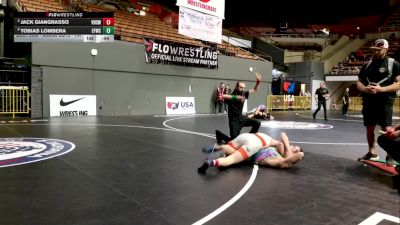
{"left": 362, "top": 102, "right": 393, "bottom": 127}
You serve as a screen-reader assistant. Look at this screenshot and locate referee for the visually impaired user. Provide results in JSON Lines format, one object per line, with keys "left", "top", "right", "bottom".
{"left": 216, "top": 72, "right": 262, "bottom": 143}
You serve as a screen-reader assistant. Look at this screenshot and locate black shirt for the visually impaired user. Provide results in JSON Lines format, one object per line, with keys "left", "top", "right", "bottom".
{"left": 343, "top": 92, "right": 349, "bottom": 104}
{"left": 358, "top": 56, "right": 400, "bottom": 102}
{"left": 227, "top": 90, "right": 249, "bottom": 118}
{"left": 315, "top": 88, "right": 329, "bottom": 102}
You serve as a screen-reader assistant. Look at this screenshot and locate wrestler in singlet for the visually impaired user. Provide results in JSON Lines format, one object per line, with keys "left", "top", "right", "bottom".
{"left": 251, "top": 147, "right": 283, "bottom": 165}
{"left": 253, "top": 105, "right": 267, "bottom": 119}
{"left": 227, "top": 133, "right": 272, "bottom": 159}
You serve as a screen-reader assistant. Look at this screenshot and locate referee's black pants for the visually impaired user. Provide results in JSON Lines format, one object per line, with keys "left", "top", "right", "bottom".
{"left": 229, "top": 116, "right": 261, "bottom": 139}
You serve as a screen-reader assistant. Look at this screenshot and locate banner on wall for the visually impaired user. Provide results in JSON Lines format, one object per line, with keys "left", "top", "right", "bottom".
{"left": 282, "top": 81, "right": 301, "bottom": 95}
{"left": 176, "top": 0, "right": 225, "bottom": 19}
{"left": 143, "top": 38, "right": 218, "bottom": 69}
{"left": 165, "top": 97, "right": 196, "bottom": 114}
{"left": 178, "top": 6, "right": 222, "bottom": 44}
{"left": 50, "top": 95, "right": 96, "bottom": 117}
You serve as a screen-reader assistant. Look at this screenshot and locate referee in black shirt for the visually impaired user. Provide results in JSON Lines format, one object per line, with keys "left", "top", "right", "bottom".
{"left": 216, "top": 72, "right": 262, "bottom": 144}
{"left": 312, "top": 82, "right": 329, "bottom": 120}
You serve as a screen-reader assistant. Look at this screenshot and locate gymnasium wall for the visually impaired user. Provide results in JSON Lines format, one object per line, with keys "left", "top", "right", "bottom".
{"left": 31, "top": 41, "right": 273, "bottom": 117}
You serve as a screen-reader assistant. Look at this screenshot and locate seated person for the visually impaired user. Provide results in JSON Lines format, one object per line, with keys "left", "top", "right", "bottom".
{"left": 378, "top": 122, "right": 400, "bottom": 167}
{"left": 198, "top": 132, "right": 304, "bottom": 174}
{"left": 246, "top": 105, "right": 274, "bottom": 120}
{"left": 377, "top": 122, "right": 400, "bottom": 190}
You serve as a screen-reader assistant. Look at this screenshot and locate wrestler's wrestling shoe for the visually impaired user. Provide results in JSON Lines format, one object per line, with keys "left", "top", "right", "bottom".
{"left": 198, "top": 160, "right": 212, "bottom": 174}
{"left": 202, "top": 143, "right": 217, "bottom": 153}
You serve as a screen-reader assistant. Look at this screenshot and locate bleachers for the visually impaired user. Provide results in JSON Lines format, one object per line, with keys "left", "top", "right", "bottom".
{"left": 16, "top": 0, "right": 66, "bottom": 12}
{"left": 329, "top": 37, "right": 400, "bottom": 76}
{"left": 78, "top": 3, "right": 198, "bottom": 45}
{"left": 379, "top": 7, "right": 400, "bottom": 32}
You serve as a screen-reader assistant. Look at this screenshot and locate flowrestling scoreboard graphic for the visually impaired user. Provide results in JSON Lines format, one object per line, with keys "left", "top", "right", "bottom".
{"left": 14, "top": 12, "right": 114, "bottom": 42}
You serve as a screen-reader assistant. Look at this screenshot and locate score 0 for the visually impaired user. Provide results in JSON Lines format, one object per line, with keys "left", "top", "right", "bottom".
{"left": 102, "top": 18, "right": 114, "bottom": 26}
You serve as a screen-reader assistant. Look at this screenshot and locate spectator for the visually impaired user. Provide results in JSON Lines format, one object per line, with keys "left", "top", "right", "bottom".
{"left": 378, "top": 122, "right": 400, "bottom": 166}
{"left": 349, "top": 51, "right": 356, "bottom": 62}
{"left": 224, "top": 83, "right": 232, "bottom": 113}
{"left": 356, "top": 39, "right": 400, "bottom": 161}
{"left": 356, "top": 50, "right": 365, "bottom": 61}
{"left": 377, "top": 122, "right": 400, "bottom": 190}
{"left": 342, "top": 87, "right": 350, "bottom": 116}
{"left": 215, "top": 82, "right": 225, "bottom": 113}
{"left": 352, "top": 66, "right": 360, "bottom": 74}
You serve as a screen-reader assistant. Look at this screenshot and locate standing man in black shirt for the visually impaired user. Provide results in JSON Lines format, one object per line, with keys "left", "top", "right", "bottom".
{"left": 312, "top": 82, "right": 330, "bottom": 120}
{"left": 215, "top": 72, "right": 262, "bottom": 144}
{"left": 342, "top": 87, "right": 350, "bottom": 116}
{"left": 357, "top": 38, "right": 400, "bottom": 161}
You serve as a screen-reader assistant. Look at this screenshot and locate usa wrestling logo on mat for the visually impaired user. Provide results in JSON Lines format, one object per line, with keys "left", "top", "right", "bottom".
{"left": 0, "top": 138, "right": 75, "bottom": 168}
{"left": 261, "top": 121, "right": 333, "bottom": 129}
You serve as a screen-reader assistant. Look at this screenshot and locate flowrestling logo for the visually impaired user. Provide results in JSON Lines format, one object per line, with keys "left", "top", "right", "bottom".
{"left": 261, "top": 121, "right": 333, "bottom": 129}
{"left": 0, "top": 138, "right": 75, "bottom": 168}
{"left": 143, "top": 38, "right": 218, "bottom": 69}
